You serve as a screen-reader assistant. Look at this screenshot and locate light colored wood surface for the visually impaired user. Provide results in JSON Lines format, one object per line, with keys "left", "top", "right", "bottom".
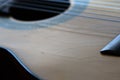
{"left": 0, "top": 0, "right": 120, "bottom": 80}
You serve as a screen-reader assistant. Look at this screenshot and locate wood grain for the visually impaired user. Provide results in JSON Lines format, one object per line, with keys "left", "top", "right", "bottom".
{"left": 0, "top": 0, "right": 120, "bottom": 80}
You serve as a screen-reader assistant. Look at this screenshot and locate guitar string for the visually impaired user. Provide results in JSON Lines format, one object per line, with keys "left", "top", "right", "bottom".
{"left": 8, "top": 1, "right": 120, "bottom": 20}
{"left": 0, "top": 0, "right": 11, "bottom": 8}
{"left": 11, "top": 0, "right": 120, "bottom": 5}
{"left": 13, "top": 0, "right": 69, "bottom": 8}
{"left": 13, "top": 0, "right": 120, "bottom": 8}
{"left": 1, "top": 0, "right": 120, "bottom": 10}
{"left": 9, "top": 0, "right": 120, "bottom": 14}
{"left": 2, "top": 0, "right": 120, "bottom": 14}
{"left": 11, "top": 2, "right": 69, "bottom": 11}
{"left": 7, "top": 3, "right": 120, "bottom": 22}
{"left": 10, "top": 0, "right": 119, "bottom": 7}
{"left": 23, "top": 0, "right": 119, "bottom": 13}
{"left": 10, "top": 1, "right": 120, "bottom": 19}
{"left": 6, "top": 8, "right": 120, "bottom": 23}
{"left": 1, "top": 0, "right": 120, "bottom": 22}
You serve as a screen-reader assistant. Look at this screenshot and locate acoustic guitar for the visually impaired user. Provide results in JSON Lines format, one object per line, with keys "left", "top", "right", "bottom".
{"left": 0, "top": 0, "right": 120, "bottom": 80}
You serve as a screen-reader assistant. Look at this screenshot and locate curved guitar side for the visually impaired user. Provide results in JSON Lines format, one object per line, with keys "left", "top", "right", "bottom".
{"left": 0, "top": 47, "right": 41, "bottom": 80}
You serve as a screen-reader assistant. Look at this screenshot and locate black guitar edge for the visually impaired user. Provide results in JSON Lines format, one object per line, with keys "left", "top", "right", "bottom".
{"left": 0, "top": 47, "right": 42, "bottom": 80}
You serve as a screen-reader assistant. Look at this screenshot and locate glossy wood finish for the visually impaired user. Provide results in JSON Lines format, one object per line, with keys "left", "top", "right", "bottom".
{"left": 0, "top": 0, "right": 120, "bottom": 80}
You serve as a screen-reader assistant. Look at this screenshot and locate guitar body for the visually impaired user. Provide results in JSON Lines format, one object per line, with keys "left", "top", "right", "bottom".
{"left": 0, "top": 0, "right": 120, "bottom": 80}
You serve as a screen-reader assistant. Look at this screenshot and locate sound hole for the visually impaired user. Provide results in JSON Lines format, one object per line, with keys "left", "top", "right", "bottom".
{"left": 10, "top": 0, "right": 70, "bottom": 21}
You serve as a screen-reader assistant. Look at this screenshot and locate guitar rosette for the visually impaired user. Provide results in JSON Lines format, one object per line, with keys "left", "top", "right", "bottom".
{"left": 0, "top": 0, "right": 89, "bottom": 30}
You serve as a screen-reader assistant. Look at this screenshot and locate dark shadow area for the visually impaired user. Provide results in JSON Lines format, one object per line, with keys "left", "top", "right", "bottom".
{"left": 0, "top": 47, "right": 42, "bottom": 80}
{"left": 10, "top": 0, "right": 70, "bottom": 21}
{"left": 0, "top": 12, "right": 10, "bottom": 17}
{"left": 100, "top": 50, "right": 120, "bottom": 57}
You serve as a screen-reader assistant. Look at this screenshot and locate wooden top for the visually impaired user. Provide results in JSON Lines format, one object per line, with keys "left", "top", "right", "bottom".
{"left": 0, "top": 0, "right": 120, "bottom": 80}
